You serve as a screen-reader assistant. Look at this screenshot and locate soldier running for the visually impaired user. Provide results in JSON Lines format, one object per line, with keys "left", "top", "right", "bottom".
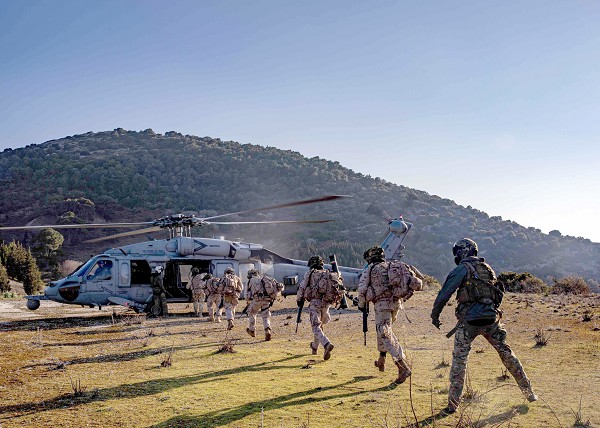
{"left": 204, "top": 273, "right": 223, "bottom": 322}
{"left": 187, "top": 267, "right": 206, "bottom": 316}
{"left": 357, "top": 246, "right": 412, "bottom": 384}
{"left": 245, "top": 269, "right": 282, "bottom": 341}
{"left": 296, "top": 255, "right": 341, "bottom": 361}
{"left": 431, "top": 238, "right": 537, "bottom": 414}
{"left": 219, "top": 267, "right": 244, "bottom": 330}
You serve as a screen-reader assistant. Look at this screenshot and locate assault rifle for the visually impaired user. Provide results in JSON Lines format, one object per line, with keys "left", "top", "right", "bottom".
{"left": 295, "top": 299, "right": 304, "bottom": 333}
{"left": 345, "top": 292, "right": 368, "bottom": 346}
{"left": 329, "top": 254, "right": 348, "bottom": 309}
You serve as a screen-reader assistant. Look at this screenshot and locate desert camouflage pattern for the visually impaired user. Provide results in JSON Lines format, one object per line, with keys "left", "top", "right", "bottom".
{"left": 308, "top": 298, "right": 332, "bottom": 349}
{"left": 247, "top": 298, "right": 272, "bottom": 333}
{"left": 297, "top": 269, "right": 323, "bottom": 302}
{"left": 223, "top": 294, "right": 239, "bottom": 321}
{"left": 448, "top": 322, "right": 533, "bottom": 410}
{"left": 219, "top": 272, "right": 244, "bottom": 297}
{"left": 358, "top": 262, "right": 393, "bottom": 303}
{"left": 374, "top": 299, "right": 406, "bottom": 363}
{"left": 188, "top": 274, "right": 206, "bottom": 316}
{"left": 206, "top": 292, "right": 222, "bottom": 322}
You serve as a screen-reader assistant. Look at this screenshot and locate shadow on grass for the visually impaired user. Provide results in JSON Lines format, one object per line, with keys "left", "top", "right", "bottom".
{"left": 408, "top": 403, "right": 529, "bottom": 427}
{"left": 148, "top": 376, "right": 395, "bottom": 428}
{"left": 0, "top": 354, "right": 305, "bottom": 420}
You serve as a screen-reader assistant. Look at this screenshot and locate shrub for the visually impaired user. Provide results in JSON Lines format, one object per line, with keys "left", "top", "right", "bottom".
{"left": 497, "top": 271, "right": 548, "bottom": 293}
{"left": 0, "top": 262, "right": 9, "bottom": 292}
{"left": 422, "top": 274, "right": 441, "bottom": 291}
{"left": 552, "top": 276, "right": 590, "bottom": 295}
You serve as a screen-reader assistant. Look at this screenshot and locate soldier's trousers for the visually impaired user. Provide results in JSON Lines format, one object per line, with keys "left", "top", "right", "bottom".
{"left": 153, "top": 292, "right": 168, "bottom": 316}
{"left": 206, "top": 294, "right": 222, "bottom": 321}
{"left": 309, "top": 299, "right": 332, "bottom": 348}
{"left": 374, "top": 299, "right": 405, "bottom": 363}
{"left": 247, "top": 298, "right": 272, "bottom": 332}
{"left": 223, "top": 295, "right": 239, "bottom": 321}
{"left": 192, "top": 291, "right": 205, "bottom": 315}
{"left": 449, "top": 322, "right": 533, "bottom": 409}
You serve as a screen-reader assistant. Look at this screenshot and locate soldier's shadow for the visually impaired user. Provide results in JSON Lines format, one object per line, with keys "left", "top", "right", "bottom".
{"left": 0, "top": 354, "right": 305, "bottom": 419}
{"left": 148, "top": 376, "right": 395, "bottom": 428}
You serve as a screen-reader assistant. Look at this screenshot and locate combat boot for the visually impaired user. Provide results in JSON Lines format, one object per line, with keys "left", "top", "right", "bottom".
{"left": 227, "top": 319, "right": 234, "bottom": 330}
{"left": 309, "top": 342, "right": 318, "bottom": 355}
{"left": 374, "top": 356, "right": 386, "bottom": 372}
{"left": 265, "top": 328, "right": 272, "bottom": 341}
{"left": 394, "top": 358, "right": 412, "bottom": 384}
{"left": 323, "top": 342, "right": 334, "bottom": 361}
{"left": 525, "top": 389, "right": 538, "bottom": 402}
{"left": 246, "top": 328, "right": 255, "bottom": 337}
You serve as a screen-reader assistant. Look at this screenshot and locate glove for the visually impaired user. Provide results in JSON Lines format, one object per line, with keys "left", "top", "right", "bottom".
{"left": 432, "top": 318, "right": 442, "bottom": 329}
{"left": 297, "top": 299, "right": 304, "bottom": 307}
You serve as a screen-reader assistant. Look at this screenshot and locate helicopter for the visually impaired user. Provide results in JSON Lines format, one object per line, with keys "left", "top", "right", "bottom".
{"left": 0, "top": 196, "right": 413, "bottom": 316}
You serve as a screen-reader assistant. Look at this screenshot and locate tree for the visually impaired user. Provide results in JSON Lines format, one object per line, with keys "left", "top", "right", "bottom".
{"left": 0, "top": 262, "right": 9, "bottom": 293}
{"left": 22, "top": 254, "right": 44, "bottom": 295}
{"left": 33, "top": 228, "right": 64, "bottom": 257}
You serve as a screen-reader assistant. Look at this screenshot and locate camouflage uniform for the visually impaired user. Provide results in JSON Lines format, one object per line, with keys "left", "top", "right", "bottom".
{"left": 297, "top": 268, "right": 335, "bottom": 360}
{"left": 220, "top": 270, "right": 244, "bottom": 330}
{"left": 245, "top": 274, "right": 273, "bottom": 340}
{"left": 187, "top": 274, "right": 206, "bottom": 316}
{"left": 205, "top": 277, "right": 223, "bottom": 322}
{"left": 358, "top": 260, "right": 411, "bottom": 384}
{"left": 151, "top": 272, "right": 168, "bottom": 316}
{"left": 432, "top": 251, "right": 536, "bottom": 412}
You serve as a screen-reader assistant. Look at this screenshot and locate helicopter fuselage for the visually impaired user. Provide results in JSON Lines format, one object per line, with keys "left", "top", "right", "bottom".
{"left": 26, "top": 236, "right": 363, "bottom": 313}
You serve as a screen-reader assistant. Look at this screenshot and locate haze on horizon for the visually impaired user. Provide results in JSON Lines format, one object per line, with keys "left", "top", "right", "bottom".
{"left": 1, "top": 1, "right": 599, "bottom": 242}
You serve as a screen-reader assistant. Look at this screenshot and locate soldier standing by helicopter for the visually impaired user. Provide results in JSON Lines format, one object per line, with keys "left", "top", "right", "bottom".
{"left": 219, "top": 267, "right": 244, "bottom": 330}
{"left": 150, "top": 265, "right": 168, "bottom": 316}
{"left": 187, "top": 267, "right": 206, "bottom": 316}
{"left": 245, "top": 269, "right": 283, "bottom": 341}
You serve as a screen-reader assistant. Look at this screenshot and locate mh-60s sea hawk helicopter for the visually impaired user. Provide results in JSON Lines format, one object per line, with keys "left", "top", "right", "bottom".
{"left": 0, "top": 196, "right": 413, "bottom": 316}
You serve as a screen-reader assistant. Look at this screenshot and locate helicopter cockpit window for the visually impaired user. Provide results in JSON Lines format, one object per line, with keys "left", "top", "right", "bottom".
{"left": 72, "top": 258, "right": 97, "bottom": 278}
{"left": 87, "top": 260, "right": 113, "bottom": 281}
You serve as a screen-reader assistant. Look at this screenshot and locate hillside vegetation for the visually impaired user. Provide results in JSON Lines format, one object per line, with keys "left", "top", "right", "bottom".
{"left": 1, "top": 129, "right": 599, "bottom": 283}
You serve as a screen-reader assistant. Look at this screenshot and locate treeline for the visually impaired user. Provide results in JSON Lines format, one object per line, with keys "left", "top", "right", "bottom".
{"left": 1, "top": 129, "right": 599, "bottom": 284}
{"left": 0, "top": 242, "right": 44, "bottom": 295}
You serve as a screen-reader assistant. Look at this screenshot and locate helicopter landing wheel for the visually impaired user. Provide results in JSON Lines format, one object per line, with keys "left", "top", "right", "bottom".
{"left": 147, "top": 303, "right": 162, "bottom": 317}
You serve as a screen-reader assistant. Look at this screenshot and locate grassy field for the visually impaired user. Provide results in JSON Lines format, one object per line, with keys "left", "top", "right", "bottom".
{"left": 0, "top": 291, "right": 599, "bottom": 428}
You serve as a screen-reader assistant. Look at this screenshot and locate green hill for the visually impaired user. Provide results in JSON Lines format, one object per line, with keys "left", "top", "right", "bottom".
{"left": 1, "top": 129, "right": 599, "bottom": 284}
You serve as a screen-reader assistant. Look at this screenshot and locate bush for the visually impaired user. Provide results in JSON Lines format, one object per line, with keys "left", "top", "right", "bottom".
{"left": 552, "top": 276, "right": 590, "bottom": 295}
{"left": 497, "top": 271, "right": 548, "bottom": 293}
{"left": 0, "top": 262, "right": 9, "bottom": 292}
{"left": 422, "top": 274, "right": 441, "bottom": 291}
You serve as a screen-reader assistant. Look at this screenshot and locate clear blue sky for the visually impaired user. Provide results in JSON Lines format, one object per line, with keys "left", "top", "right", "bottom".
{"left": 1, "top": 1, "right": 599, "bottom": 242}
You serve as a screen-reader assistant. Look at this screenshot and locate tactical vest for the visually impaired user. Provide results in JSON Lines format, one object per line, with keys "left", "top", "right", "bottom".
{"left": 456, "top": 260, "right": 503, "bottom": 306}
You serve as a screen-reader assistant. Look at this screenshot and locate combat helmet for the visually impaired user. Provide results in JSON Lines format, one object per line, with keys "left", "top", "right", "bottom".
{"left": 152, "top": 265, "right": 164, "bottom": 275}
{"left": 307, "top": 255, "right": 324, "bottom": 270}
{"left": 202, "top": 273, "right": 213, "bottom": 281}
{"left": 247, "top": 268, "right": 260, "bottom": 279}
{"left": 191, "top": 267, "right": 200, "bottom": 276}
{"left": 224, "top": 267, "right": 235, "bottom": 275}
{"left": 363, "top": 245, "right": 385, "bottom": 264}
{"left": 452, "top": 238, "right": 478, "bottom": 265}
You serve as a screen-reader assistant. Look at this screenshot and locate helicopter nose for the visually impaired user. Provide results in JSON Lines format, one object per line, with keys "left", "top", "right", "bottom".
{"left": 44, "top": 283, "right": 58, "bottom": 298}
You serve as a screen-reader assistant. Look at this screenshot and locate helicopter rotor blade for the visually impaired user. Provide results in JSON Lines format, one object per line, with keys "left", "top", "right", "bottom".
{"left": 201, "top": 195, "right": 350, "bottom": 221}
{"left": 366, "top": 203, "right": 393, "bottom": 223}
{"left": 0, "top": 222, "right": 155, "bottom": 231}
{"left": 83, "top": 226, "right": 163, "bottom": 243}
{"left": 209, "top": 219, "right": 333, "bottom": 225}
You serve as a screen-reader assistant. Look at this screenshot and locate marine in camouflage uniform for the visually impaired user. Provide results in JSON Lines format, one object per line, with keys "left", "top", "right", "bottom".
{"left": 296, "top": 256, "right": 335, "bottom": 361}
{"left": 220, "top": 267, "right": 244, "bottom": 330}
{"left": 431, "top": 238, "right": 537, "bottom": 414}
{"left": 150, "top": 265, "right": 168, "bottom": 316}
{"left": 204, "top": 274, "right": 223, "bottom": 322}
{"left": 357, "top": 246, "right": 412, "bottom": 384}
{"left": 187, "top": 267, "right": 206, "bottom": 316}
{"left": 245, "top": 269, "right": 274, "bottom": 341}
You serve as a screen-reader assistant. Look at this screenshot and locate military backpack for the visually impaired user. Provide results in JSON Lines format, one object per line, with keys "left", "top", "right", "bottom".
{"left": 456, "top": 260, "right": 503, "bottom": 307}
{"left": 261, "top": 276, "right": 284, "bottom": 300}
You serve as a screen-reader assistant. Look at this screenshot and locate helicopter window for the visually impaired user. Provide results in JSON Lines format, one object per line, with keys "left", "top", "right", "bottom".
{"left": 131, "top": 260, "right": 151, "bottom": 285}
{"left": 87, "top": 260, "right": 113, "bottom": 281}
{"left": 119, "top": 262, "right": 130, "bottom": 286}
{"left": 72, "top": 258, "right": 97, "bottom": 277}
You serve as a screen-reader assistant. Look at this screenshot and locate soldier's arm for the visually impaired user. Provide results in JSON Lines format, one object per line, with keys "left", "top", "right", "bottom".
{"left": 297, "top": 271, "right": 310, "bottom": 302}
{"left": 431, "top": 265, "right": 467, "bottom": 320}
{"left": 356, "top": 266, "right": 370, "bottom": 308}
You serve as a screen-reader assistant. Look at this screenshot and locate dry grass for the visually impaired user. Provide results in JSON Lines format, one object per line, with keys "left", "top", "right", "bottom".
{"left": 0, "top": 292, "right": 598, "bottom": 427}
